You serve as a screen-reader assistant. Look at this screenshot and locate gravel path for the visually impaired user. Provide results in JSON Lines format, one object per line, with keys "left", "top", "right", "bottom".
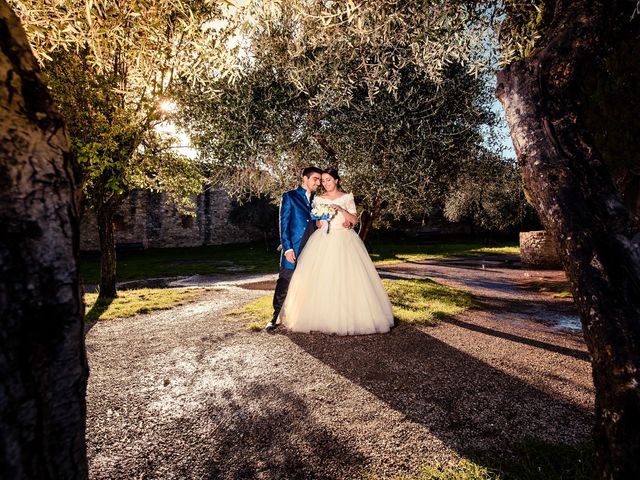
{"left": 86, "top": 258, "right": 593, "bottom": 479}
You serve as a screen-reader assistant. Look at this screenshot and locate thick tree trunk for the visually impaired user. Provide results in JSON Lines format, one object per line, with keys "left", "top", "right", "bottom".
{"left": 97, "top": 202, "right": 117, "bottom": 299}
{"left": 497, "top": 2, "right": 640, "bottom": 478}
{"left": 359, "top": 200, "right": 383, "bottom": 243}
{"left": 0, "top": 2, "right": 88, "bottom": 478}
{"left": 312, "top": 116, "right": 337, "bottom": 164}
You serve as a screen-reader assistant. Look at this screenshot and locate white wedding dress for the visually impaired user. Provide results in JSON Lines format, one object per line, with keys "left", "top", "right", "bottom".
{"left": 280, "top": 193, "right": 394, "bottom": 335}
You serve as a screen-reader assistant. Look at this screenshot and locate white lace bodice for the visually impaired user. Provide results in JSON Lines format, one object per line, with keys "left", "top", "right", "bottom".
{"left": 313, "top": 193, "right": 357, "bottom": 231}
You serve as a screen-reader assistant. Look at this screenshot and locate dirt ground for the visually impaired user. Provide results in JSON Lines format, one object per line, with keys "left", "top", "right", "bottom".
{"left": 85, "top": 257, "right": 593, "bottom": 479}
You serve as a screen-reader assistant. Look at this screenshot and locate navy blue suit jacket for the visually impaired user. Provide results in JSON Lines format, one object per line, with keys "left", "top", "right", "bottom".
{"left": 279, "top": 187, "right": 313, "bottom": 270}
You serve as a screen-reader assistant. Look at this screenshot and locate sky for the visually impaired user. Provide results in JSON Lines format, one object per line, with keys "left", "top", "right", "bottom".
{"left": 162, "top": 1, "right": 519, "bottom": 163}
{"left": 493, "top": 99, "right": 517, "bottom": 160}
{"left": 158, "top": 99, "right": 517, "bottom": 163}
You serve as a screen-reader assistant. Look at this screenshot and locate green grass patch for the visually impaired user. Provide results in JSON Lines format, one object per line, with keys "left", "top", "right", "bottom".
{"left": 383, "top": 278, "right": 473, "bottom": 325}
{"left": 84, "top": 288, "right": 206, "bottom": 321}
{"left": 79, "top": 240, "right": 519, "bottom": 285}
{"left": 246, "top": 321, "right": 266, "bottom": 331}
{"left": 382, "top": 460, "right": 498, "bottom": 480}
{"left": 370, "top": 242, "right": 519, "bottom": 266}
{"left": 366, "top": 439, "right": 593, "bottom": 480}
{"left": 226, "top": 278, "right": 472, "bottom": 328}
{"left": 79, "top": 243, "right": 279, "bottom": 284}
{"left": 225, "top": 294, "right": 273, "bottom": 330}
{"left": 467, "top": 438, "right": 594, "bottom": 480}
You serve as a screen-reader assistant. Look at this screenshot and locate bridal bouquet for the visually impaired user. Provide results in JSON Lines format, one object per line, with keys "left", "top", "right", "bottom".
{"left": 311, "top": 203, "right": 336, "bottom": 234}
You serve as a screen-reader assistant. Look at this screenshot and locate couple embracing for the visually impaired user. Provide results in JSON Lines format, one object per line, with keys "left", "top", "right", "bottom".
{"left": 266, "top": 166, "right": 394, "bottom": 335}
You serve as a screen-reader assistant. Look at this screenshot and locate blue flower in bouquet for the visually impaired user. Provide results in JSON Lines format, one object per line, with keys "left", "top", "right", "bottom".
{"left": 311, "top": 203, "right": 336, "bottom": 233}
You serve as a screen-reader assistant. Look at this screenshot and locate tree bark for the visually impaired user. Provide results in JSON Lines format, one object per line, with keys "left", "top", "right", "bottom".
{"left": 313, "top": 133, "right": 337, "bottom": 164}
{"left": 311, "top": 115, "right": 338, "bottom": 164}
{"left": 0, "top": 1, "right": 88, "bottom": 478}
{"left": 359, "top": 199, "right": 384, "bottom": 243}
{"left": 97, "top": 201, "right": 118, "bottom": 299}
{"left": 496, "top": 2, "right": 640, "bottom": 478}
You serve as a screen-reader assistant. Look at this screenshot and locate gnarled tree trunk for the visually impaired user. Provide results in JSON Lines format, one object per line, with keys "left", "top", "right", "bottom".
{"left": 96, "top": 200, "right": 118, "bottom": 299}
{"left": 358, "top": 199, "right": 384, "bottom": 243}
{"left": 497, "top": 1, "right": 640, "bottom": 478}
{"left": 0, "top": 1, "right": 88, "bottom": 478}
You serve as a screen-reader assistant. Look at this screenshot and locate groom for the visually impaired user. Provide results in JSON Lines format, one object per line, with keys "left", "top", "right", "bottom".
{"left": 266, "top": 166, "right": 323, "bottom": 331}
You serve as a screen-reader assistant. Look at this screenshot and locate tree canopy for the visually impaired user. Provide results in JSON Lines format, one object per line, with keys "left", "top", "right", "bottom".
{"left": 9, "top": 0, "right": 238, "bottom": 296}
{"left": 178, "top": 0, "right": 527, "bottom": 237}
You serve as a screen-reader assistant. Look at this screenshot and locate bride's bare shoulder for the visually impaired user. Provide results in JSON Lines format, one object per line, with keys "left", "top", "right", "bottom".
{"left": 318, "top": 192, "right": 352, "bottom": 201}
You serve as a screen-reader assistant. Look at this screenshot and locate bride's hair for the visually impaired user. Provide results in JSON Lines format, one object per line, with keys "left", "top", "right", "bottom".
{"left": 323, "top": 167, "right": 342, "bottom": 191}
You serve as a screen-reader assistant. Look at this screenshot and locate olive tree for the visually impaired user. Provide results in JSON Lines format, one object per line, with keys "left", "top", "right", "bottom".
{"left": 179, "top": 1, "right": 503, "bottom": 241}
{"left": 188, "top": 1, "right": 640, "bottom": 476}
{"left": 9, "top": 0, "right": 228, "bottom": 298}
{"left": 1, "top": 1, "right": 88, "bottom": 477}
{"left": 495, "top": 1, "right": 640, "bottom": 476}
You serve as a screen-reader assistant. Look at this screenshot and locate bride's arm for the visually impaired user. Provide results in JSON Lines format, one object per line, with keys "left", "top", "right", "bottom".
{"left": 333, "top": 194, "right": 357, "bottom": 225}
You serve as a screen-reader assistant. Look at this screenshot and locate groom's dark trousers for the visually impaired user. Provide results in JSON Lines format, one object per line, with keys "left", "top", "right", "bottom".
{"left": 271, "top": 222, "right": 314, "bottom": 323}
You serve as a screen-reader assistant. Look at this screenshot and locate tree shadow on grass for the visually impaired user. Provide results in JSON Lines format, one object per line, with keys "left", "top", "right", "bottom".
{"left": 379, "top": 269, "right": 520, "bottom": 296}
{"left": 468, "top": 437, "right": 594, "bottom": 480}
{"left": 287, "top": 324, "right": 593, "bottom": 461}
{"left": 84, "top": 296, "right": 113, "bottom": 334}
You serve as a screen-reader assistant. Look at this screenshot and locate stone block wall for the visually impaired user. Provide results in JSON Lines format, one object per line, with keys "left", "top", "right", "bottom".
{"left": 80, "top": 188, "right": 263, "bottom": 251}
{"left": 519, "top": 230, "right": 561, "bottom": 266}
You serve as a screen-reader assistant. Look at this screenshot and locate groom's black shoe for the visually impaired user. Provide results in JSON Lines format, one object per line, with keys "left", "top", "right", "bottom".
{"left": 265, "top": 319, "right": 278, "bottom": 331}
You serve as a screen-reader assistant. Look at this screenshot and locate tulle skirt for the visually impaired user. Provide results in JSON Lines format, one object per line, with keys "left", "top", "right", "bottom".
{"left": 280, "top": 227, "right": 394, "bottom": 335}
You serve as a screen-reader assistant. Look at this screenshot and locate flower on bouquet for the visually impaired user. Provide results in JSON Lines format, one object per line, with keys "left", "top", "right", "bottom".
{"left": 311, "top": 203, "right": 336, "bottom": 233}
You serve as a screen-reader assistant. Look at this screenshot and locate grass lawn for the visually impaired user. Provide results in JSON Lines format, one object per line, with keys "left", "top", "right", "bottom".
{"left": 367, "top": 439, "right": 593, "bottom": 479}
{"left": 80, "top": 243, "right": 279, "bottom": 284}
{"left": 79, "top": 239, "right": 519, "bottom": 284}
{"left": 225, "top": 295, "right": 273, "bottom": 331}
{"left": 84, "top": 287, "right": 209, "bottom": 322}
{"left": 369, "top": 241, "right": 519, "bottom": 266}
{"left": 226, "top": 277, "right": 473, "bottom": 330}
{"left": 383, "top": 278, "right": 473, "bottom": 325}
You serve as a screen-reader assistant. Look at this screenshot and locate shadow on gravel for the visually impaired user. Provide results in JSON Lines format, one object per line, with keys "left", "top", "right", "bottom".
{"left": 472, "top": 293, "right": 582, "bottom": 333}
{"left": 440, "top": 317, "right": 589, "bottom": 361}
{"left": 472, "top": 292, "right": 574, "bottom": 313}
{"left": 415, "top": 255, "right": 561, "bottom": 272}
{"left": 287, "top": 324, "right": 592, "bottom": 455}
{"left": 201, "top": 384, "right": 367, "bottom": 480}
{"left": 90, "top": 386, "right": 366, "bottom": 480}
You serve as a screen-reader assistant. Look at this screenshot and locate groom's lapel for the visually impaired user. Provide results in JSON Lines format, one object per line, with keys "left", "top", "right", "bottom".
{"left": 296, "top": 186, "right": 311, "bottom": 207}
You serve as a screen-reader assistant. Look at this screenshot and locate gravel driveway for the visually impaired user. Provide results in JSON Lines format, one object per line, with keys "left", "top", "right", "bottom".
{"left": 86, "top": 258, "right": 593, "bottom": 479}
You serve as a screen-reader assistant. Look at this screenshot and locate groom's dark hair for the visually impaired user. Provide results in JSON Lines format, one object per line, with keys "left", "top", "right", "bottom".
{"left": 302, "top": 166, "right": 322, "bottom": 178}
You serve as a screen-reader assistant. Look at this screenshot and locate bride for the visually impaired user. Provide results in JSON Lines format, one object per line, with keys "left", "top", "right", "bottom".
{"left": 279, "top": 167, "right": 394, "bottom": 335}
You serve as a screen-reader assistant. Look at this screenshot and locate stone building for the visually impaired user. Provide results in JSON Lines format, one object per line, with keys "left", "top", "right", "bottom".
{"left": 519, "top": 230, "right": 561, "bottom": 266}
{"left": 80, "top": 188, "right": 263, "bottom": 251}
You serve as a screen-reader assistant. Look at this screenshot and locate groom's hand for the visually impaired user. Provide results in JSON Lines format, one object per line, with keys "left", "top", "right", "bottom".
{"left": 285, "top": 250, "right": 296, "bottom": 263}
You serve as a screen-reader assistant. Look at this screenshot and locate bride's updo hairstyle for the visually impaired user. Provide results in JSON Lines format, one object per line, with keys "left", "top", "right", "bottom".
{"left": 323, "top": 167, "right": 343, "bottom": 191}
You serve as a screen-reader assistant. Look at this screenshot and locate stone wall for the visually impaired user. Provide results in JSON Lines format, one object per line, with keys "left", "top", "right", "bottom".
{"left": 80, "top": 189, "right": 263, "bottom": 251}
{"left": 519, "top": 230, "right": 561, "bottom": 266}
